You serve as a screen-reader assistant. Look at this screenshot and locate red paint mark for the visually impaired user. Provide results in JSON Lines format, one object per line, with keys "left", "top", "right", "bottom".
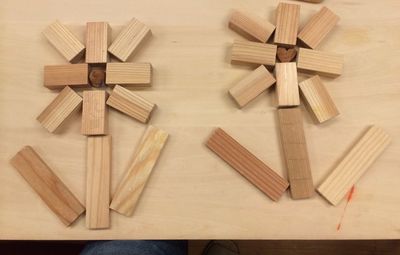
{"left": 336, "top": 185, "right": 356, "bottom": 231}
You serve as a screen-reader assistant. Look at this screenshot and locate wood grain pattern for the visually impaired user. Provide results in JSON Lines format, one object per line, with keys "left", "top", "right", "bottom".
{"left": 106, "top": 63, "right": 152, "bottom": 87}
{"left": 43, "top": 64, "right": 89, "bottom": 90}
{"left": 274, "top": 3, "right": 300, "bottom": 46}
{"left": 81, "top": 91, "right": 108, "bottom": 135}
{"left": 297, "top": 48, "right": 344, "bottom": 77}
{"left": 275, "top": 62, "right": 300, "bottom": 107}
{"left": 230, "top": 39, "right": 277, "bottom": 67}
{"left": 85, "top": 22, "right": 111, "bottom": 64}
{"left": 229, "top": 10, "right": 275, "bottom": 42}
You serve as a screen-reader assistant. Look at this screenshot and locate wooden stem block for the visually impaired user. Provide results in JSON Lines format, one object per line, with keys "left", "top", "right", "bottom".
{"left": 317, "top": 126, "right": 391, "bottom": 206}
{"left": 206, "top": 128, "right": 289, "bottom": 201}
{"left": 275, "top": 63, "right": 300, "bottom": 107}
{"left": 108, "top": 18, "right": 152, "bottom": 62}
{"left": 10, "top": 146, "right": 85, "bottom": 226}
{"left": 37, "top": 86, "right": 82, "bottom": 133}
{"left": 273, "top": 3, "right": 300, "bottom": 46}
{"left": 81, "top": 91, "right": 108, "bottom": 135}
{"left": 229, "top": 10, "right": 275, "bottom": 42}
{"left": 44, "top": 64, "right": 89, "bottom": 90}
{"left": 230, "top": 40, "right": 277, "bottom": 67}
{"left": 229, "top": 65, "right": 276, "bottom": 108}
{"left": 106, "top": 63, "right": 152, "bottom": 87}
{"left": 299, "top": 75, "right": 339, "bottom": 123}
{"left": 277, "top": 108, "right": 314, "bottom": 199}
{"left": 110, "top": 126, "right": 169, "bottom": 216}
{"left": 297, "top": 48, "right": 344, "bottom": 77}
{"left": 85, "top": 22, "right": 111, "bottom": 64}
{"left": 106, "top": 85, "right": 156, "bottom": 123}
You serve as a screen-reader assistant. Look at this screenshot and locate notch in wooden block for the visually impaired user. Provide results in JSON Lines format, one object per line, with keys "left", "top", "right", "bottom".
{"left": 229, "top": 10, "right": 275, "bottom": 42}
{"left": 81, "top": 91, "right": 108, "bottom": 135}
{"left": 44, "top": 64, "right": 89, "bottom": 90}
{"left": 230, "top": 40, "right": 277, "bottom": 67}
{"left": 317, "top": 126, "right": 391, "bottom": 206}
{"left": 86, "top": 22, "right": 111, "bottom": 64}
{"left": 274, "top": 3, "right": 300, "bottom": 46}
{"left": 297, "top": 48, "right": 344, "bottom": 77}
{"left": 106, "top": 63, "right": 152, "bottom": 87}
{"left": 275, "top": 62, "right": 300, "bottom": 107}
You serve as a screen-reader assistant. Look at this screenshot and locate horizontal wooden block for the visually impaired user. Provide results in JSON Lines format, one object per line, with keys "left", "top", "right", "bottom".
{"left": 229, "top": 10, "right": 275, "bottom": 42}
{"left": 81, "top": 91, "right": 108, "bottom": 135}
{"left": 106, "top": 63, "right": 152, "bottom": 87}
{"left": 206, "top": 128, "right": 289, "bottom": 201}
{"left": 85, "top": 22, "right": 111, "bottom": 64}
{"left": 230, "top": 40, "right": 277, "bottom": 67}
{"left": 275, "top": 62, "right": 300, "bottom": 107}
{"left": 274, "top": 3, "right": 300, "bottom": 46}
{"left": 297, "top": 48, "right": 344, "bottom": 77}
{"left": 44, "top": 64, "right": 89, "bottom": 90}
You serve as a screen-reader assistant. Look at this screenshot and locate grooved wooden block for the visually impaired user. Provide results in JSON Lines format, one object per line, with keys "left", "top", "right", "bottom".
{"left": 106, "top": 85, "right": 156, "bottom": 123}
{"left": 317, "top": 126, "right": 391, "bottom": 206}
{"left": 277, "top": 108, "right": 314, "bottom": 199}
{"left": 43, "top": 20, "right": 85, "bottom": 63}
{"left": 81, "top": 91, "right": 108, "bottom": 135}
{"left": 10, "top": 146, "right": 85, "bottom": 226}
{"left": 37, "top": 86, "right": 82, "bottom": 133}
{"left": 110, "top": 126, "right": 169, "bottom": 216}
{"left": 230, "top": 40, "right": 277, "bottom": 67}
{"left": 85, "top": 22, "right": 111, "bottom": 64}
{"left": 275, "top": 63, "right": 300, "bottom": 107}
{"left": 299, "top": 75, "right": 339, "bottom": 123}
{"left": 106, "top": 63, "right": 152, "bottom": 87}
{"left": 44, "top": 64, "right": 89, "bottom": 90}
{"left": 274, "top": 3, "right": 300, "bottom": 46}
{"left": 297, "top": 48, "right": 344, "bottom": 77}
{"left": 108, "top": 18, "right": 152, "bottom": 62}
{"left": 229, "top": 65, "right": 276, "bottom": 108}
{"left": 229, "top": 10, "right": 275, "bottom": 42}
{"left": 206, "top": 128, "right": 289, "bottom": 201}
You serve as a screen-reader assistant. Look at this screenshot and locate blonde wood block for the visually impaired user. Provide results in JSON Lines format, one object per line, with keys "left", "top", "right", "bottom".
{"left": 230, "top": 40, "right": 277, "bottom": 67}
{"left": 274, "top": 3, "right": 300, "bottom": 46}
{"left": 229, "top": 10, "right": 275, "bottom": 42}
{"left": 106, "top": 63, "right": 152, "bottom": 87}
{"left": 275, "top": 62, "right": 300, "bottom": 107}
{"left": 110, "top": 126, "right": 169, "bottom": 216}
{"left": 85, "top": 22, "right": 111, "bottom": 64}
{"left": 297, "top": 48, "right": 344, "bottom": 77}
{"left": 44, "top": 64, "right": 89, "bottom": 90}
{"left": 81, "top": 91, "right": 108, "bottom": 135}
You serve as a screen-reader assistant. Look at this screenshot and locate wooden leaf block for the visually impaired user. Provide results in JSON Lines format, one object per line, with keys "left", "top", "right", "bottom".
{"left": 85, "top": 22, "right": 111, "bottom": 64}
{"left": 229, "top": 10, "right": 275, "bottom": 42}
{"left": 106, "top": 63, "right": 152, "bottom": 87}
{"left": 44, "top": 64, "right": 89, "bottom": 90}
{"left": 230, "top": 39, "right": 277, "bottom": 67}
{"left": 297, "top": 48, "right": 344, "bottom": 77}
{"left": 81, "top": 91, "right": 108, "bottom": 135}
{"left": 275, "top": 62, "right": 300, "bottom": 107}
{"left": 274, "top": 3, "right": 300, "bottom": 46}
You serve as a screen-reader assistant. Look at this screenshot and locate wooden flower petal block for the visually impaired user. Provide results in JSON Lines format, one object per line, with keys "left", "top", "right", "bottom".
{"left": 277, "top": 47, "right": 297, "bottom": 63}
{"left": 44, "top": 64, "right": 89, "bottom": 90}
{"left": 81, "top": 90, "right": 108, "bottom": 135}
{"left": 229, "top": 10, "right": 275, "bottom": 42}
{"left": 274, "top": 2, "right": 300, "bottom": 46}
{"left": 230, "top": 39, "right": 277, "bottom": 67}
{"left": 275, "top": 62, "right": 300, "bottom": 107}
{"left": 85, "top": 22, "right": 111, "bottom": 64}
{"left": 297, "top": 48, "right": 343, "bottom": 77}
{"left": 106, "top": 63, "right": 152, "bottom": 87}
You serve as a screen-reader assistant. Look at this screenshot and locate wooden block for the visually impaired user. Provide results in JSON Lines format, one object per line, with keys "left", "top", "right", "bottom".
{"left": 230, "top": 40, "right": 277, "bottom": 67}
{"left": 274, "top": 3, "right": 300, "bottom": 46}
{"left": 106, "top": 85, "right": 156, "bottom": 123}
{"left": 44, "top": 64, "right": 89, "bottom": 90}
{"left": 108, "top": 18, "right": 152, "bottom": 62}
{"left": 85, "top": 22, "right": 111, "bottom": 64}
{"left": 89, "top": 67, "right": 106, "bottom": 87}
{"left": 206, "top": 128, "right": 289, "bottom": 201}
{"left": 277, "top": 47, "right": 297, "bottom": 62}
{"left": 229, "top": 65, "right": 276, "bottom": 108}
{"left": 81, "top": 91, "right": 108, "bottom": 135}
{"left": 275, "top": 63, "right": 300, "bottom": 107}
{"left": 10, "top": 146, "right": 85, "bottom": 226}
{"left": 277, "top": 108, "right": 314, "bottom": 199}
{"left": 106, "top": 63, "right": 152, "bottom": 87}
{"left": 110, "top": 126, "right": 169, "bottom": 216}
{"left": 229, "top": 10, "right": 275, "bottom": 42}
{"left": 317, "top": 126, "right": 391, "bottom": 206}
{"left": 298, "top": 7, "right": 339, "bottom": 49}
{"left": 86, "top": 136, "right": 111, "bottom": 229}
{"left": 43, "top": 20, "right": 85, "bottom": 63}
{"left": 299, "top": 75, "right": 339, "bottom": 123}
{"left": 297, "top": 48, "right": 344, "bottom": 77}
{"left": 37, "top": 86, "right": 82, "bottom": 133}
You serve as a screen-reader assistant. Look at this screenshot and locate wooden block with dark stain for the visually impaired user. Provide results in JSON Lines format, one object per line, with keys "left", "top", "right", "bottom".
{"left": 44, "top": 64, "right": 89, "bottom": 90}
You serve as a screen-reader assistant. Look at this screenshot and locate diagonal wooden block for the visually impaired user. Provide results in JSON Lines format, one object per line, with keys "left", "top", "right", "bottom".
{"left": 81, "top": 91, "right": 108, "bottom": 135}
{"left": 229, "top": 10, "right": 275, "bottom": 42}
{"left": 274, "top": 3, "right": 300, "bottom": 46}
{"left": 44, "top": 64, "right": 89, "bottom": 90}
{"left": 275, "top": 62, "right": 300, "bottom": 107}
{"left": 85, "top": 22, "right": 111, "bottom": 64}
{"left": 297, "top": 48, "right": 344, "bottom": 77}
{"left": 106, "top": 63, "right": 152, "bottom": 87}
{"left": 230, "top": 40, "right": 277, "bottom": 67}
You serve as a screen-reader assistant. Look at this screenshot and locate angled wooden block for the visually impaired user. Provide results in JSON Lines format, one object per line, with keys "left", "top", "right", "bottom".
{"left": 275, "top": 63, "right": 300, "bottom": 107}
{"left": 297, "top": 48, "right": 344, "bottom": 77}
{"left": 110, "top": 126, "right": 169, "bottom": 216}
{"left": 274, "top": 3, "right": 300, "bottom": 46}
{"left": 230, "top": 40, "right": 277, "bottom": 67}
{"left": 106, "top": 63, "right": 152, "bottom": 87}
{"left": 206, "top": 128, "right": 289, "bottom": 201}
{"left": 81, "top": 91, "right": 108, "bottom": 135}
{"left": 229, "top": 10, "right": 275, "bottom": 42}
{"left": 85, "top": 22, "right": 111, "bottom": 64}
{"left": 44, "top": 64, "right": 89, "bottom": 90}
{"left": 317, "top": 126, "right": 391, "bottom": 206}
{"left": 10, "top": 146, "right": 85, "bottom": 226}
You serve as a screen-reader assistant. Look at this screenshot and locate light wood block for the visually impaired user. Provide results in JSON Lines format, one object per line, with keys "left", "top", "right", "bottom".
{"left": 108, "top": 18, "right": 151, "bottom": 62}
{"left": 229, "top": 10, "right": 275, "bottom": 42}
{"left": 10, "top": 146, "right": 85, "bottom": 226}
{"left": 274, "top": 3, "right": 300, "bottom": 46}
{"left": 81, "top": 91, "right": 108, "bottom": 135}
{"left": 44, "top": 64, "right": 89, "bottom": 90}
{"left": 110, "top": 126, "right": 169, "bottom": 216}
{"left": 206, "top": 128, "right": 289, "bottom": 201}
{"left": 317, "top": 126, "right": 391, "bottom": 206}
{"left": 85, "top": 22, "right": 111, "bottom": 64}
{"left": 37, "top": 86, "right": 82, "bottom": 133}
{"left": 230, "top": 40, "right": 277, "bottom": 67}
{"left": 275, "top": 62, "right": 300, "bottom": 107}
{"left": 299, "top": 75, "right": 339, "bottom": 123}
{"left": 106, "top": 63, "right": 152, "bottom": 87}
{"left": 297, "top": 48, "right": 344, "bottom": 77}
{"left": 106, "top": 85, "right": 156, "bottom": 123}
{"left": 229, "top": 65, "right": 275, "bottom": 108}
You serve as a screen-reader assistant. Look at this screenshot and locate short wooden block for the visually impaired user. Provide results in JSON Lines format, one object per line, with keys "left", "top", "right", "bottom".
{"left": 230, "top": 40, "right": 277, "bottom": 67}
{"left": 206, "top": 128, "right": 289, "bottom": 201}
{"left": 275, "top": 63, "right": 300, "bottom": 107}
{"left": 106, "top": 63, "right": 152, "bottom": 87}
{"left": 299, "top": 75, "right": 339, "bottom": 123}
{"left": 37, "top": 86, "right": 82, "bottom": 133}
{"left": 229, "top": 10, "right": 275, "bottom": 42}
{"left": 297, "top": 48, "right": 344, "bottom": 77}
{"left": 85, "top": 22, "right": 111, "bottom": 64}
{"left": 274, "top": 3, "right": 300, "bottom": 46}
{"left": 44, "top": 64, "right": 89, "bottom": 90}
{"left": 108, "top": 18, "right": 152, "bottom": 62}
{"left": 229, "top": 65, "right": 276, "bottom": 108}
{"left": 10, "top": 146, "right": 85, "bottom": 226}
{"left": 106, "top": 85, "right": 156, "bottom": 123}
{"left": 81, "top": 91, "right": 108, "bottom": 135}
{"left": 89, "top": 67, "right": 106, "bottom": 87}
{"left": 277, "top": 108, "right": 314, "bottom": 199}
{"left": 110, "top": 126, "right": 169, "bottom": 216}
{"left": 317, "top": 126, "right": 391, "bottom": 206}
{"left": 43, "top": 20, "right": 85, "bottom": 63}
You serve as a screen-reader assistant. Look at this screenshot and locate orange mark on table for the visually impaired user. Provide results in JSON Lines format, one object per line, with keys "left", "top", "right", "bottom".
{"left": 336, "top": 185, "right": 355, "bottom": 231}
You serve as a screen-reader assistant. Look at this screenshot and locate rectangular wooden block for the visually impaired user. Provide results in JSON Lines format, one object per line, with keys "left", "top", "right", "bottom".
{"left": 277, "top": 108, "right": 314, "bottom": 199}
{"left": 110, "top": 126, "right": 169, "bottom": 216}
{"left": 297, "top": 48, "right": 344, "bottom": 77}
{"left": 108, "top": 18, "right": 152, "bottom": 62}
{"left": 106, "top": 85, "right": 156, "bottom": 123}
{"left": 206, "top": 128, "right": 289, "bottom": 201}
{"left": 10, "top": 146, "right": 85, "bottom": 226}
{"left": 275, "top": 62, "right": 300, "bottom": 107}
{"left": 274, "top": 3, "right": 300, "bottom": 46}
{"left": 229, "top": 65, "right": 276, "bottom": 108}
{"left": 229, "top": 10, "right": 275, "bottom": 42}
{"left": 85, "top": 22, "right": 111, "bottom": 64}
{"left": 317, "top": 126, "right": 391, "bottom": 206}
{"left": 230, "top": 40, "right": 277, "bottom": 67}
{"left": 37, "top": 86, "right": 82, "bottom": 133}
{"left": 44, "top": 64, "right": 89, "bottom": 90}
{"left": 106, "top": 63, "right": 152, "bottom": 87}
{"left": 81, "top": 91, "right": 108, "bottom": 135}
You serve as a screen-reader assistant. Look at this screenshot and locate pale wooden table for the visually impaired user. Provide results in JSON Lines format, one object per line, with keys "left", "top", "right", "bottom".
{"left": 0, "top": 0, "right": 399, "bottom": 240}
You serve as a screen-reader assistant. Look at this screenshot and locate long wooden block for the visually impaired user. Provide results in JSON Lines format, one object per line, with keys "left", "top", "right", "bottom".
{"left": 110, "top": 126, "right": 169, "bottom": 216}
{"left": 37, "top": 86, "right": 82, "bottom": 133}
{"left": 10, "top": 146, "right": 85, "bottom": 226}
{"left": 229, "top": 10, "right": 275, "bottom": 42}
{"left": 108, "top": 18, "right": 152, "bottom": 62}
{"left": 81, "top": 91, "right": 108, "bottom": 135}
{"left": 43, "top": 20, "right": 85, "bottom": 63}
{"left": 297, "top": 48, "right": 343, "bottom": 77}
{"left": 85, "top": 22, "right": 111, "bottom": 64}
{"left": 106, "top": 63, "right": 152, "bottom": 87}
{"left": 229, "top": 65, "right": 276, "bottom": 108}
{"left": 274, "top": 3, "right": 300, "bottom": 46}
{"left": 317, "top": 126, "right": 391, "bottom": 206}
{"left": 44, "top": 64, "right": 89, "bottom": 90}
{"left": 86, "top": 136, "right": 111, "bottom": 229}
{"left": 277, "top": 108, "right": 314, "bottom": 199}
{"left": 106, "top": 85, "right": 156, "bottom": 123}
{"left": 275, "top": 63, "right": 300, "bottom": 107}
{"left": 230, "top": 40, "right": 277, "bottom": 67}
{"left": 299, "top": 75, "right": 339, "bottom": 123}
{"left": 206, "top": 128, "right": 289, "bottom": 201}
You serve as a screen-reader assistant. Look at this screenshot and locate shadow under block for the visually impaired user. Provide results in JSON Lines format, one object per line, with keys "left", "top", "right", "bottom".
{"left": 43, "top": 20, "right": 85, "bottom": 63}
{"left": 229, "top": 65, "right": 276, "bottom": 108}
{"left": 299, "top": 75, "right": 339, "bottom": 123}
{"left": 85, "top": 22, "right": 111, "bottom": 64}
{"left": 110, "top": 126, "right": 169, "bottom": 216}
{"left": 108, "top": 18, "right": 151, "bottom": 62}
{"left": 206, "top": 128, "right": 289, "bottom": 201}
{"left": 317, "top": 126, "right": 391, "bottom": 206}
{"left": 229, "top": 10, "right": 275, "bottom": 42}
{"left": 230, "top": 40, "right": 277, "bottom": 67}
{"left": 106, "top": 63, "right": 152, "bottom": 87}
{"left": 44, "top": 64, "right": 89, "bottom": 90}
{"left": 10, "top": 146, "right": 85, "bottom": 226}
{"left": 275, "top": 62, "right": 300, "bottom": 107}
{"left": 86, "top": 136, "right": 111, "bottom": 229}
{"left": 297, "top": 48, "right": 343, "bottom": 77}
{"left": 81, "top": 91, "right": 108, "bottom": 135}
{"left": 37, "top": 86, "right": 82, "bottom": 133}
{"left": 274, "top": 3, "right": 300, "bottom": 46}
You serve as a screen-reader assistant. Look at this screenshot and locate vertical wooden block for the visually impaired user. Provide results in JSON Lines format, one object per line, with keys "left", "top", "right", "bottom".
{"left": 274, "top": 3, "right": 300, "bottom": 46}
{"left": 106, "top": 63, "right": 152, "bottom": 87}
{"left": 44, "top": 64, "right": 89, "bottom": 90}
{"left": 230, "top": 40, "right": 277, "bottom": 67}
{"left": 81, "top": 91, "right": 108, "bottom": 135}
{"left": 229, "top": 10, "right": 275, "bottom": 42}
{"left": 85, "top": 22, "right": 111, "bottom": 64}
{"left": 275, "top": 63, "right": 300, "bottom": 107}
{"left": 297, "top": 48, "right": 344, "bottom": 77}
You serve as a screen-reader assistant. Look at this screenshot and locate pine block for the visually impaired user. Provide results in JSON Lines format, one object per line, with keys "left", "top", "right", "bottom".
{"left": 275, "top": 62, "right": 300, "bottom": 107}
{"left": 297, "top": 48, "right": 344, "bottom": 77}
{"left": 44, "top": 64, "right": 89, "bottom": 90}
{"left": 85, "top": 22, "right": 111, "bottom": 64}
{"left": 274, "top": 3, "right": 300, "bottom": 46}
{"left": 106, "top": 63, "right": 152, "bottom": 87}
{"left": 229, "top": 10, "right": 275, "bottom": 42}
{"left": 230, "top": 40, "right": 277, "bottom": 67}
{"left": 81, "top": 91, "right": 108, "bottom": 135}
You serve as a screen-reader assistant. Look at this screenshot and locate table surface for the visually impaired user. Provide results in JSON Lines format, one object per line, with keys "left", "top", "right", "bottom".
{"left": 1, "top": 0, "right": 399, "bottom": 240}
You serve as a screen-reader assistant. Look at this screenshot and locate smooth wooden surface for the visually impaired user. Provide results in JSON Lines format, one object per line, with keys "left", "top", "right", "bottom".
{"left": 297, "top": 48, "right": 344, "bottom": 77}
{"left": 230, "top": 39, "right": 277, "bottom": 67}
{"left": 81, "top": 91, "right": 108, "bottom": 135}
{"left": 43, "top": 64, "right": 89, "bottom": 90}
{"left": 274, "top": 2, "right": 300, "bottom": 46}
{"left": 106, "top": 62, "right": 152, "bottom": 87}
{"left": 0, "top": 0, "right": 400, "bottom": 240}
{"left": 275, "top": 62, "right": 300, "bottom": 107}
{"left": 85, "top": 22, "right": 111, "bottom": 64}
